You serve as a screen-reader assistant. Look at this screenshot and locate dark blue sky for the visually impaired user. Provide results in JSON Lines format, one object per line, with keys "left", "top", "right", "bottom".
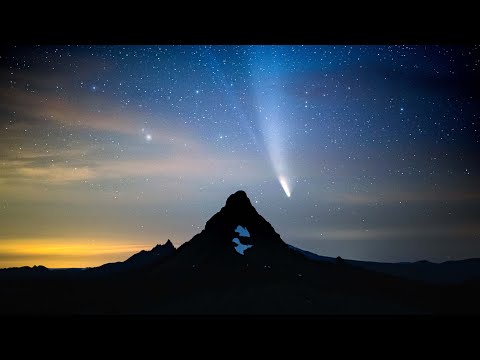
{"left": 1, "top": 45, "right": 479, "bottom": 267}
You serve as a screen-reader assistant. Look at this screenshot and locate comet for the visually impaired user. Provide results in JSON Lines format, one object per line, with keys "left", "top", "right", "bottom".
{"left": 279, "top": 176, "right": 291, "bottom": 197}
{"left": 250, "top": 46, "right": 294, "bottom": 198}
{"left": 260, "top": 113, "right": 293, "bottom": 198}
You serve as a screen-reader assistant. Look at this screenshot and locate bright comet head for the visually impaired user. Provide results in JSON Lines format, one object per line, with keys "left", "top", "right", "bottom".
{"left": 279, "top": 176, "right": 291, "bottom": 197}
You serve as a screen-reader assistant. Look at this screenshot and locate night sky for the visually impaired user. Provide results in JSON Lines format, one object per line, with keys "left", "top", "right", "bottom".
{"left": 1, "top": 45, "right": 479, "bottom": 268}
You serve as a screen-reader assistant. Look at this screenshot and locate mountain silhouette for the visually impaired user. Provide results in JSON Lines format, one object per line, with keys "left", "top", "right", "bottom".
{"left": 95, "top": 240, "right": 176, "bottom": 273}
{"left": 1, "top": 190, "right": 480, "bottom": 314}
{"left": 162, "top": 190, "right": 302, "bottom": 270}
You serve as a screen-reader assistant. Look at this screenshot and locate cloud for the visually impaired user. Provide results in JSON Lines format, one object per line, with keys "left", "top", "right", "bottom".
{"left": 94, "top": 154, "right": 267, "bottom": 182}
{"left": 0, "top": 134, "right": 267, "bottom": 187}
{"left": 294, "top": 223, "right": 480, "bottom": 242}
{"left": 16, "top": 166, "right": 95, "bottom": 183}
{"left": 0, "top": 85, "right": 268, "bottom": 186}
{"left": 336, "top": 190, "right": 480, "bottom": 205}
{"left": 1, "top": 78, "right": 268, "bottom": 187}
{"left": 0, "top": 86, "right": 140, "bottom": 135}
{"left": 0, "top": 82, "right": 195, "bottom": 146}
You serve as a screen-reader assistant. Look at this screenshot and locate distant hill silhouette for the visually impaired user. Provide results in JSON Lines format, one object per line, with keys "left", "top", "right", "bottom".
{"left": 1, "top": 190, "right": 480, "bottom": 314}
{"left": 288, "top": 245, "right": 480, "bottom": 285}
{"left": 95, "top": 240, "right": 176, "bottom": 273}
{"left": 0, "top": 265, "right": 48, "bottom": 273}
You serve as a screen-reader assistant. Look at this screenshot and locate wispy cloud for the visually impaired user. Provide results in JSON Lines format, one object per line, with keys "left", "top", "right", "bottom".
{"left": 1, "top": 78, "right": 269, "bottom": 187}
{"left": 16, "top": 166, "right": 95, "bottom": 183}
{"left": 1, "top": 86, "right": 149, "bottom": 135}
{"left": 293, "top": 223, "right": 480, "bottom": 242}
{"left": 337, "top": 190, "right": 480, "bottom": 205}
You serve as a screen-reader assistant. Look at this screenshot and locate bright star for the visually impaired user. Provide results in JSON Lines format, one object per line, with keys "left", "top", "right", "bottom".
{"left": 145, "top": 134, "right": 152, "bottom": 141}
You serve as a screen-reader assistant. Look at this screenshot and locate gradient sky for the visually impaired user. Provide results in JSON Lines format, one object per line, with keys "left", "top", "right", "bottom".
{"left": 1, "top": 45, "right": 479, "bottom": 268}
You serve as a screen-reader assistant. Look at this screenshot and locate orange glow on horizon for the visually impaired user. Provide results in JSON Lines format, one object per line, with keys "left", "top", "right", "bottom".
{"left": 0, "top": 238, "right": 155, "bottom": 269}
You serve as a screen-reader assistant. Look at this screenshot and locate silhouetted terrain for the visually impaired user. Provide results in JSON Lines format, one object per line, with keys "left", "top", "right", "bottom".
{"left": 95, "top": 240, "right": 176, "bottom": 273}
{"left": 289, "top": 246, "right": 480, "bottom": 284}
{"left": 1, "top": 191, "right": 480, "bottom": 314}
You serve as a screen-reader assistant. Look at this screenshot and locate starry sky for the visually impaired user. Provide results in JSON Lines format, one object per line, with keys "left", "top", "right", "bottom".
{"left": 1, "top": 45, "right": 479, "bottom": 268}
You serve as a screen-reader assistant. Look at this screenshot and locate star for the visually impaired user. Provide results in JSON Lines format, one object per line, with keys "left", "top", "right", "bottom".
{"left": 1, "top": 44, "right": 478, "bottom": 267}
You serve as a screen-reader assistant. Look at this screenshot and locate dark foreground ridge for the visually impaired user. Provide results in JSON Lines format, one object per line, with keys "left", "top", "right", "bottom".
{"left": 1, "top": 190, "right": 480, "bottom": 314}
